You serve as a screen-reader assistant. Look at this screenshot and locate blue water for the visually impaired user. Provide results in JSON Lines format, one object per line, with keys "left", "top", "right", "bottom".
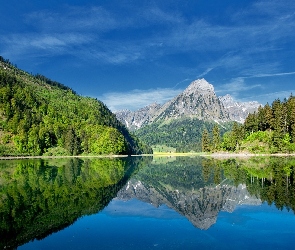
{"left": 19, "top": 199, "right": 295, "bottom": 250}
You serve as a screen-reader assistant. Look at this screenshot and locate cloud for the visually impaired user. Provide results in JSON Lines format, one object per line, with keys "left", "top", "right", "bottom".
{"left": 216, "top": 78, "right": 262, "bottom": 96}
{"left": 216, "top": 71, "right": 295, "bottom": 103}
{"left": 243, "top": 90, "right": 295, "bottom": 105}
{"left": 172, "top": 78, "right": 191, "bottom": 88}
{"left": 247, "top": 72, "right": 295, "bottom": 78}
{"left": 25, "top": 6, "right": 120, "bottom": 32}
{"left": 1, "top": 0, "right": 295, "bottom": 74}
{"left": 98, "top": 87, "right": 182, "bottom": 111}
{"left": 2, "top": 33, "right": 91, "bottom": 59}
{"left": 197, "top": 68, "right": 213, "bottom": 78}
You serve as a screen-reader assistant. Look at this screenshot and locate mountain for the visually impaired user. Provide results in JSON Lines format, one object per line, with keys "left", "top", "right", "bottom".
{"left": 115, "top": 79, "right": 260, "bottom": 130}
{"left": 117, "top": 180, "right": 261, "bottom": 229}
{"left": 219, "top": 94, "right": 261, "bottom": 123}
{"left": 150, "top": 79, "right": 230, "bottom": 123}
{"left": 116, "top": 157, "right": 262, "bottom": 230}
{"left": 114, "top": 79, "right": 260, "bottom": 152}
{"left": 115, "top": 103, "right": 162, "bottom": 130}
{"left": 0, "top": 56, "right": 152, "bottom": 156}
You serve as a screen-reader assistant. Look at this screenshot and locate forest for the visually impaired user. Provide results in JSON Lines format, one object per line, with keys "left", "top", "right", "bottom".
{"left": 135, "top": 117, "right": 233, "bottom": 152}
{"left": 202, "top": 95, "right": 295, "bottom": 153}
{"left": 0, "top": 56, "right": 152, "bottom": 156}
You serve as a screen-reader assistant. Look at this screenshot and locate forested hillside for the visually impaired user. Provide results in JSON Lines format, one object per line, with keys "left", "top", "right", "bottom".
{"left": 203, "top": 96, "right": 295, "bottom": 153}
{"left": 0, "top": 56, "right": 152, "bottom": 156}
{"left": 135, "top": 117, "right": 232, "bottom": 152}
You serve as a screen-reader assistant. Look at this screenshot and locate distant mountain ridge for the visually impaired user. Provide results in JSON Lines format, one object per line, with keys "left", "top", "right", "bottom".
{"left": 115, "top": 103, "right": 162, "bottom": 131}
{"left": 115, "top": 79, "right": 261, "bottom": 130}
{"left": 219, "top": 94, "right": 261, "bottom": 123}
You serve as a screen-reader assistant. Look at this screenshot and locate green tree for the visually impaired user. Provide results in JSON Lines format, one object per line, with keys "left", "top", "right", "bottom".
{"left": 287, "top": 95, "right": 295, "bottom": 142}
{"left": 244, "top": 113, "right": 258, "bottom": 134}
{"left": 212, "top": 124, "right": 221, "bottom": 151}
{"left": 64, "top": 127, "right": 79, "bottom": 155}
{"left": 221, "top": 131, "right": 236, "bottom": 151}
{"left": 201, "top": 128, "right": 211, "bottom": 152}
{"left": 271, "top": 99, "right": 285, "bottom": 151}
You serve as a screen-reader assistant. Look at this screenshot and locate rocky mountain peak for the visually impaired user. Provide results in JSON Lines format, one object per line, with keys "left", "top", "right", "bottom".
{"left": 153, "top": 78, "right": 229, "bottom": 122}
{"left": 115, "top": 79, "right": 261, "bottom": 129}
{"left": 115, "top": 102, "right": 162, "bottom": 130}
{"left": 183, "top": 78, "right": 214, "bottom": 95}
{"left": 219, "top": 94, "right": 234, "bottom": 105}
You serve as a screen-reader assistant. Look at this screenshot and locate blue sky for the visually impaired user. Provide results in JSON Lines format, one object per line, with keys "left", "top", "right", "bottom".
{"left": 1, "top": 0, "right": 295, "bottom": 111}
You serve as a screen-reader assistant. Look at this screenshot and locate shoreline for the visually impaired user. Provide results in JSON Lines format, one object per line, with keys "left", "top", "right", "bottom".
{"left": 0, "top": 154, "right": 131, "bottom": 160}
{"left": 1, "top": 152, "right": 295, "bottom": 160}
{"left": 208, "top": 152, "right": 295, "bottom": 159}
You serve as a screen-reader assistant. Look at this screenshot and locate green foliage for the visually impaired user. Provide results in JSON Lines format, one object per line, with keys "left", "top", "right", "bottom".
{"left": 0, "top": 57, "right": 151, "bottom": 156}
{"left": 212, "top": 124, "right": 221, "bottom": 151}
{"left": 201, "top": 128, "right": 211, "bottom": 152}
{"left": 244, "top": 131, "right": 272, "bottom": 143}
{"left": 152, "top": 145, "right": 176, "bottom": 153}
{"left": 135, "top": 117, "right": 232, "bottom": 152}
{"left": 43, "top": 147, "right": 70, "bottom": 156}
{"left": 221, "top": 131, "right": 237, "bottom": 151}
{"left": 0, "top": 157, "right": 150, "bottom": 249}
{"left": 220, "top": 95, "right": 295, "bottom": 153}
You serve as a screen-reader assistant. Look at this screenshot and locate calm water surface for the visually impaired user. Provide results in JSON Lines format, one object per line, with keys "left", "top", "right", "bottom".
{"left": 1, "top": 156, "right": 295, "bottom": 249}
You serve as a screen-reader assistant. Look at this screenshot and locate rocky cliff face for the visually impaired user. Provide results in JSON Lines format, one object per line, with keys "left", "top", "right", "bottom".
{"left": 219, "top": 94, "right": 261, "bottom": 123}
{"left": 115, "top": 79, "right": 241, "bottom": 130}
{"left": 115, "top": 103, "right": 162, "bottom": 130}
{"left": 115, "top": 79, "right": 261, "bottom": 130}
{"left": 150, "top": 79, "right": 230, "bottom": 123}
{"left": 117, "top": 180, "right": 261, "bottom": 230}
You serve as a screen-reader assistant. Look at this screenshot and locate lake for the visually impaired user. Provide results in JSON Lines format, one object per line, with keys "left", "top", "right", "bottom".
{"left": 1, "top": 156, "right": 295, "bottom": 249}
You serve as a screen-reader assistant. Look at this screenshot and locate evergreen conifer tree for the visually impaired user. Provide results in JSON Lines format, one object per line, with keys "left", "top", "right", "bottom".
{"left": 212, "top": 124, "right": 220, "bottom": 151}
{"left": 201, "top": 128, "right": 211, "bottom": 152}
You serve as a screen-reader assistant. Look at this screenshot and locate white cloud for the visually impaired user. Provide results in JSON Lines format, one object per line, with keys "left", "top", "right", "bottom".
{"left": 243, "top": 90, "right": 295, "bottom": 105}
{"left": 25, "top": 6, "right": 120, "bottom": 32}
{"left": 1, "top": 0, "right": 295, "bottom": 78}
{"left": 248, "top": 72, "right": 295, "bottom": 78}
{"left": 172, "top": 78, "right": 191, "bottom": 88}
{"left": 98, "top": 88, "right": 182, "bottom": 111}
{"left": 2, "top": 33, "right": 91, "bottom": 58}
{"left": 197, "top": 68, "right": 213, "bottom": 78}
{"left": 216, "top": 78, "right": 262, "bottom": 96}
{"left": 216, "top": 71, "right": 295, "bottom": 104}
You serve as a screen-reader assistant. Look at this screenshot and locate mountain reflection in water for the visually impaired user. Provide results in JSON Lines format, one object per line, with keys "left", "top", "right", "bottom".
{"left": 1, "top": 156, "right": 295, "bottom": 249}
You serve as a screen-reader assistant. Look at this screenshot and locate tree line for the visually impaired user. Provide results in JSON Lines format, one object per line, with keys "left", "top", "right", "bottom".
{"left": 202, "top": 95, "right": 295, "bottom": 153}
{"left": 135, "top": 117, "right": 232, "bottom": 152}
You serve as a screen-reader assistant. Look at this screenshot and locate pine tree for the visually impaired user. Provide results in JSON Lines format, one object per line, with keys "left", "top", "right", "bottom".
{"left": 201, "top": 128, "right": 211, "bottom": 152}
{"left": 232, "top": 122, "right": 244, "bottom": 151}
{"left": 287, "top": 95, "right": 295, "bottom": 142}
{"left": 271, "top": 99, "right": 285, "bottom": 151}
{"left": 212, "top": 124, "right": 220, "bottom": 151}
{"left": 263, "top": 103, "right": 273, "bottom": 131}
{"left": 64, "top": 127, "right": 79, "bottom": 155}
{"left": 244, "top": 113, "right": 258, "bottom": 134}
